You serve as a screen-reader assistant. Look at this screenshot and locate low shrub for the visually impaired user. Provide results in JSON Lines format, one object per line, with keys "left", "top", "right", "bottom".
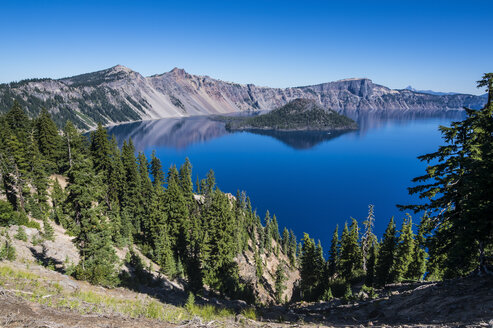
{"left": 0, "top": 238, "right": 16, "bottom": 261}
{"left": 14, "top": 226, "right": 28, "bottom": 242}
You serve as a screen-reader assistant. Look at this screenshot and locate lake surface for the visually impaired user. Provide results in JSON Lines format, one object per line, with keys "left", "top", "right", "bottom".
{"left": 107, "top": 111, "right": 463, "bottom": 246}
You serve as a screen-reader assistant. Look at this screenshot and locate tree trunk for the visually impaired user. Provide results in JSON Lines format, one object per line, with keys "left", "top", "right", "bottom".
{"left": 477, "top": 241, "right": 492, "bottom": 276}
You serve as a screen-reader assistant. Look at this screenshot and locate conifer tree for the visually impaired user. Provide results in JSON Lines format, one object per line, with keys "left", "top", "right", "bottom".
{"left": 202, "top": 169, "right": 216, "bottom": 199}
{"left": 274, "top": 264, "right": 287, "bottom": 303}
{"left": 155, "top": 224, "right": 177, "bottom": 278}
{"left": 163, "top": 165, "right": 189, "bottom": 258}
{"left": 34, "top": 107, "right": 60, "bottom": 171}
{"left": 365, "top": 242, "right": 378, "bottom": 286}
{"left": 328, "top": 225, "right": 339, "bottom": 276}
{"left": 107, "top": 136, "right": 125, "bottom": 206}
{"left": 339, "top": 219, "right": 362, "bottom": 279}
{"left": 121, "top": 139, "right": 142, "bottom": 232}
{"left": 200, "top": 189, "right": 238, "bottom": 296}
{"left": 43, "top": 216, "right": 55, "bottom": 241}
{"left": 150, "top": 150, "right": 165, "bottom": 188}
{"left": 5, "top": 101, "right": 30, "bottom": 140}
{"left": 263, "top": 211, "right": 272, "bottom": 253}
{"left": 361, "top": 204, "right": 377, "bottom": 272}
{"left": 288, "top": 229, "right": 297, "bottom": 266}
{"left": 178, "top": 157, "right": 194, "bottom": 201}
{"left": 137, "top": 152, "right": 153, "bottom": 235}
{"left": 300, "top": 233, "right": 322, "bottom": 300}
{"left": 394, "top": 215, "right": 415, "bottom": 281}
{"left": 406, "top": 217, "right": 428, "bottom": 281}
{"left": 67, "top": 155, "right": 119, "bottom": 286}
{"left": 399, "top": 73, "right": 493, "bottom": 276}
{"left": 61, "top": 121, "right": 84, "bottom": 172}
{"left": 51, "top": 178, "right": 71, "bottom": 230}
{"left": 272, "top": 214, "right": 280, "bottom": 242}
{"left": 375, "top": 217, "right": 397, "bottom": 286}
{"left": 184, "top": 211, "right": 204, "bottom": 292}
{"left": 28, "top": 137, "right": 50, "bottom": 208}
{"left": 90, "top": 124, "right": 111, "bottom": 178}
{"left": 254, "top": 248, "right": 263, "bottom": 280}
{"left": 282, "top": 227, "right": 289, "bottom": 254}
{"left": 2, "top": 103, "right": 31, "bottom": 211}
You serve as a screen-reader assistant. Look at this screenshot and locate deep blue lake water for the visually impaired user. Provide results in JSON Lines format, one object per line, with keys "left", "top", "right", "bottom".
{"left": 107, "top": 111, "right": 463, "bottom": 247}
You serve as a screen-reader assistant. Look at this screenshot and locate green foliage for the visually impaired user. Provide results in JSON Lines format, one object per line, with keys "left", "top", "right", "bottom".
{"left": 42, "top": 217, "right": 55, "bottom": 241}
{"left": 342, "top": 284, "right": 353, "bottom": 302}
{"left": 399, "top": 73, "right": 493, "bottom": 277}
{"left": 240, "top": 307, "right": 257, "bottom": 320}
{"left": 7, "top": 90, "right": 491, "bottom": 306}
{"left": 360, "top": 284, "right": 378, "bottom": 299}
{"left": 31, "top": 234, "right": 44, "bottom": 246}
{"left": 326, "top": 277, "right": 348, "bottom": 298}
{"left": 321, "top": 287, "right": 333, "bottom": 301}
{"left": 254, "top": 248, "right": 263, "bottom": 279}
{"left": 0, "top": 237, "right": 16, "bottom": 261}
{"left": 34, "top": 107, "right": 61, "bottom": 171}
{"left": 406, "top": 217, "right": 428, "bottom": 281}
{"left": 393, "top": 215, "right": 415, "bottom": 282}
{"left": 185, "top": 292, "right": 195, "bottom": 312}
{"left": 281, "top": 227, "right": 289, "bottom": 254}
{"left": 375, "top": 217, "right": 397, "bottom": 286}
{"left": 67, "top": 155, "right": 119, "bottom": 287}
{"left": 328, "top": 225, "right": 339, "bottom": 276}
{"left": 365, "top": 242, "right": 378, "bottom": 286}
{"left": 14, "top": 226, "right": 28, "bottom": 242}
{"left": 299, "top": 233, "right": 325, "bottom": 301}
{"left": 0, "top": 200, "right": 17, "bottom": 226}
{"left": 226, "top": 98, "right": 357, "bottom": 131}
{"left": 361, "top": 205, "right": 377, "bottom": 273}
{"left": 338, "top": 219, "right": 362, "bottom": 279}
{"left": 274, "top": 264, "right": 287, "bottom": 303}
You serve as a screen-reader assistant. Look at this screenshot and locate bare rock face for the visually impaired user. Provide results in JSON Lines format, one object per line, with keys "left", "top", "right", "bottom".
{"left": 0, "top": 65, "right": 487, "bottom": 129}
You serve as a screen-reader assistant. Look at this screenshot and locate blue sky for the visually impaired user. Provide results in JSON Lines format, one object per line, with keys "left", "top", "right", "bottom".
{"left": 0, "top": 0, "right": 491, "bottom": 94}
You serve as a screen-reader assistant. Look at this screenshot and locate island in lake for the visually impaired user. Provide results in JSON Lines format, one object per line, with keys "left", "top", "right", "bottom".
{"left": 224, "top": 98, "right": 358, "bottom": 132}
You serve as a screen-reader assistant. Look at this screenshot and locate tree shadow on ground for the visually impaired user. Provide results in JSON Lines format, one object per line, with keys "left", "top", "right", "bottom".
{"left": 29, "top": 244, "right": 65, "bottom": 274}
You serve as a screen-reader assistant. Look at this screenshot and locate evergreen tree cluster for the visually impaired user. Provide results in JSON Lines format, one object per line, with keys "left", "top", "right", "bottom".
{"left": 296, "top": 74, "right": 493, "bottom": 301}
{"left": 297, "top": 206, "right": 428, "bottom": 301}
{"left": 0, "top": 74, "right": 490, "bottom": 305}
{"left": 0, "top": 103, "right": 298, "bottom": 300}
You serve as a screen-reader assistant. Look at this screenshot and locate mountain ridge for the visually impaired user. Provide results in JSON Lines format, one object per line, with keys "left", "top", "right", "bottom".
{"left": 0, "top": 65, "right": 487, "bottom": 129}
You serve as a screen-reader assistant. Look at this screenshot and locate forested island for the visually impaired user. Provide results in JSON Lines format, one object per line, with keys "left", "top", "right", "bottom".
{"left": 0, "top": 74, "right": 491, "bottom": 327}
{"left": 224, "top": 98, "right": 358, "bottom": 131}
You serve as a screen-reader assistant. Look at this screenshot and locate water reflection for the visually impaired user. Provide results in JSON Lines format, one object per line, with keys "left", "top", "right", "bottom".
{"left": 106, "top": 110, "right": 466, "bottom": 151}
{"left": 343, "top": 109, "right": 465, "bottom": 134}
{"left": 245, "top": 129, "right": 350, "bottom": 149}
{"left": 106, "top": 116, "right": 228, "bottom": 151}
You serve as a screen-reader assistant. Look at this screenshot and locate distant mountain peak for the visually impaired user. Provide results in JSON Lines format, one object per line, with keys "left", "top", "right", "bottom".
{"left": 337, "top": 77, "right": 372, "bottom": 82}
{"left": 169, "top": 67, "right": 187, "bottom": 76}
{"left": 110, "top": 64, "right": 133, "bottom": 73}
{"left": 404, "top": 85, "right": 460, "bottom": 96}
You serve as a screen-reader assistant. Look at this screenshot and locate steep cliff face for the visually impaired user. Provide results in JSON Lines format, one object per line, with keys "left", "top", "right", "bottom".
{"left": 0, "top": 65, "right": 486, "bottom": 129}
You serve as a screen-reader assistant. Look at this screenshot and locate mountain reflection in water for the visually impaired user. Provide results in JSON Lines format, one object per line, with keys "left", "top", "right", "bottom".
{"left": 106, "top": 116, "right": 228, "bottom": 151}
{"left": 106, "top": 110, "right": 465, "bottom": 151}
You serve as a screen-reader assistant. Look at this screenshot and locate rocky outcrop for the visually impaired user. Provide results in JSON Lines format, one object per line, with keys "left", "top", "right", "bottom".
{"left": 0, "top": 65, "right": 487, "bottom": 129}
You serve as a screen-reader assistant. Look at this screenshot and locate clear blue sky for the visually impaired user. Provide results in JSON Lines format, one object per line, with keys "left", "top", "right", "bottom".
{"left": 0, "top": 0, "right": 491, "bottom": 94}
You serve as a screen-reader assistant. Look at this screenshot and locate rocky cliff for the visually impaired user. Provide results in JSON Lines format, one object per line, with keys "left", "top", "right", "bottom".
{"left": 0, "top": 65, "right": 486, "bottom": 129}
